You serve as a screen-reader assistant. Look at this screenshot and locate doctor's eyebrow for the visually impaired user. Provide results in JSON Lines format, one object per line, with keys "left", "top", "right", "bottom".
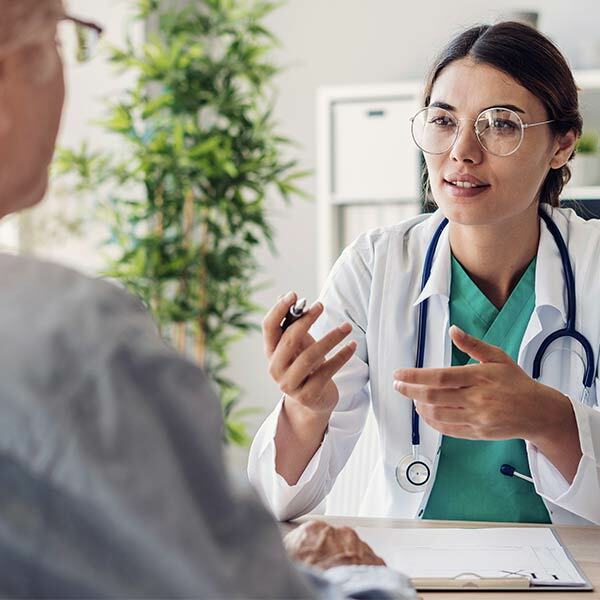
{"left": 428, "top": 100, "right": 526, "bottom": 114}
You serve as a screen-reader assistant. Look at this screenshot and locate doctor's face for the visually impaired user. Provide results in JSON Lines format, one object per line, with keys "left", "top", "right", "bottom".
{"left": 424, "top": 58, "right": 564, "bottom": 227}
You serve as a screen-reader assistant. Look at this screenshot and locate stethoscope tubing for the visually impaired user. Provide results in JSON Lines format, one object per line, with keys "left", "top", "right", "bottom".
{"left": 412, "top": 215, "right": 449, "bottom": 446}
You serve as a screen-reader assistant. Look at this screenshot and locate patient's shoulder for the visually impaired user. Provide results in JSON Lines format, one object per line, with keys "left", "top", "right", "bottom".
{"left": 0, "top": 253, "right": 154, "bottom": 350}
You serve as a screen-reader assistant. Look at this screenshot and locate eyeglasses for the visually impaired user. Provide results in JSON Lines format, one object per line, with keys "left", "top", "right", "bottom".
{"left": 58, "top": 14, "right": 104, "bottom": 63}
{"left": 410, "top": 106, "right": 554, "bottom": 157}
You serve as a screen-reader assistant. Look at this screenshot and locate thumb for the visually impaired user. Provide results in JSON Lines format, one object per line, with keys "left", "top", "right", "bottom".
{"left": 449, "top": 325, "right": 510, "bottom": 364}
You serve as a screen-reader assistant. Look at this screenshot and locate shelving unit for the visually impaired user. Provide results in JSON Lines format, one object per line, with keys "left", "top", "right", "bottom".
{"left": 562, "top": 186, "right": 600, "bottom": 200}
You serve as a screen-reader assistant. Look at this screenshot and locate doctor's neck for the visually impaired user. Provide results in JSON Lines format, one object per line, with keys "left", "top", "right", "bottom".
{"left": 448, "top": 201, "right": 540, "bottom": 310}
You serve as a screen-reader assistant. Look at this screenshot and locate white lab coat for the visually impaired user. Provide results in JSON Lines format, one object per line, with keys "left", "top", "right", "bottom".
{"left": 248, "top": 206, "right": 600, "bottom": 525}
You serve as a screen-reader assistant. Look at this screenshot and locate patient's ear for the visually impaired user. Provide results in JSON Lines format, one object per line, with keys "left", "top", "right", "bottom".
{"left": 0, "top": 63, "right": 9, "bottom": 136}
{"left": 550, "top": 130, "right": 577, "bottom": 169}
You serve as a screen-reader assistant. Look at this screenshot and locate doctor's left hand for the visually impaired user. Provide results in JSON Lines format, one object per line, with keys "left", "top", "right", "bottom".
{"left": 392, "top": 325, "right": 565, "bottom": 442}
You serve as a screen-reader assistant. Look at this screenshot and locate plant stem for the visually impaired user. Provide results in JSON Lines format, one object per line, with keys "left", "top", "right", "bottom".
{"left": 176, "top": 188, "right": 195, "bottom": 354}
{"left": 196, "top": 207, "right": 208, "bottom": 368}
{"left": 153, "top": 185, "right": 164, "bottom": 337}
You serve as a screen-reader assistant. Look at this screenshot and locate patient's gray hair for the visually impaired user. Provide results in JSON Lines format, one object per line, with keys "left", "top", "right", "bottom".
{"left": 0, "top": 0, "right": 65, "bottom": 80}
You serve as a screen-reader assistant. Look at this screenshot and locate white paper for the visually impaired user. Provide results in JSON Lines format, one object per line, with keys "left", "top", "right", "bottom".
{"left": 355, "top": 527, "right": 586, "bottom": 587}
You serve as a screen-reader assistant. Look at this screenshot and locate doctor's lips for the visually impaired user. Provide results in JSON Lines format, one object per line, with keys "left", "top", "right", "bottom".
{"left": 443, "top": 172, "right": 491, "bottom": 197}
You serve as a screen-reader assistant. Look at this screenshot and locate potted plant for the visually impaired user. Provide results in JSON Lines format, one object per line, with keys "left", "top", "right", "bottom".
{"left": 54, "top": 0, "right": 310, "bottom": 445}
{"left": 570, "top": 131, "right": 600, "bottom": 187}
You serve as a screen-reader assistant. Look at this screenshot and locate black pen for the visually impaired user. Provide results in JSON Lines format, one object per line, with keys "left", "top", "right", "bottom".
{"left": 280, "top": 298, "right": 307, "bottom": 331}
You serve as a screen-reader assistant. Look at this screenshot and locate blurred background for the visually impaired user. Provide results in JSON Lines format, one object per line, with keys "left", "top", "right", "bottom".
{"left": 13, "top": 0, "right": 600, "bottom": 479}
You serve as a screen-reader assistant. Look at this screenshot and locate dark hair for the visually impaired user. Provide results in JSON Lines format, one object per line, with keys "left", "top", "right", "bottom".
{"left": 422, "top": 21, "right": 582, "bottom": 207}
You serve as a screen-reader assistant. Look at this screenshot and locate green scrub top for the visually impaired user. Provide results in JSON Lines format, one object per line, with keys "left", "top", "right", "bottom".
{"left": 422, "top": 255, "right": 551, "bottom": 523}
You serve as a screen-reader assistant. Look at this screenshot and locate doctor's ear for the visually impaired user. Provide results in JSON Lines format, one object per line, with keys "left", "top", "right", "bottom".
{"left": 549, "top": 129, "right": 577, "bottom": 170}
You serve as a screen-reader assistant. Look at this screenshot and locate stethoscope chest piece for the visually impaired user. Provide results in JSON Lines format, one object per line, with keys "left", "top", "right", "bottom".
{"left": 395, "top": 453, "right": 432, "bottom": 493}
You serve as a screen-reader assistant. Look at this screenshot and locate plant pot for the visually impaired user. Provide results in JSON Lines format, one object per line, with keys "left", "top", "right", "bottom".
{"left": 569, "top": 154, "right": 600, "bottom": 187}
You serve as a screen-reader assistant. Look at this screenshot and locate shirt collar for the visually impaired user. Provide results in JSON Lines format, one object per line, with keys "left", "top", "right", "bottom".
{"left": 411, "top": 205, "right": 568, "bottom": 323}
{"left": 412, "top": 210, "right": 451, "bottom": 307}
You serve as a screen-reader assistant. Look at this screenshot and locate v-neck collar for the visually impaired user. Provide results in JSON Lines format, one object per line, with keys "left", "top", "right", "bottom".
{"left": 451, "top": 255, "right": 536, "bottom": 321}
{"left": 450, "top": 255, "right": 537, "bottom": 361}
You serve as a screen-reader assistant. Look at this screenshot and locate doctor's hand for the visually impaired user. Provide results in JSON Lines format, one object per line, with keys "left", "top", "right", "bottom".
{"left": 262, "top": 291, "right": 357, "bottom": 416}
{"left": 283, "top": 520, "right": 386, "bottom": 570}
{"left": 392, "top": 325, "right": 568, "bottom": 442}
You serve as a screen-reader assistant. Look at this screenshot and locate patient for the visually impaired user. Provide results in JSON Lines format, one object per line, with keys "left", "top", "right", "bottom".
{"left": 0, "top": 1, "right": 415, "bottom": 598}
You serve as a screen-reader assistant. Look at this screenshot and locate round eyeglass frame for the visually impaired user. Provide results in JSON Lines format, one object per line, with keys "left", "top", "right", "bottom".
{"left": 409, "top": 106, "right": 555, "bottom": 157}
{"left": 58, "top": 14, "right": 104, "bottom": 63}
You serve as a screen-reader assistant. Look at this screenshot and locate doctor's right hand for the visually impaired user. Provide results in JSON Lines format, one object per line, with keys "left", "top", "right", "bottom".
{"left": 262, "top": 291, "right": 357, "bottom": 417}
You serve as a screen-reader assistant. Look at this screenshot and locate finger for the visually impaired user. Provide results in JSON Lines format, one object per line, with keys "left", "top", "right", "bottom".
{"left": 450, "top": 325, "right": 511, "bottom": 365}
{"left": 336, "top": 527, "right": 386, "bottom": 566}
{"left": 419, "top": 413, "right": 476, "bottom": 439}
{"left": 394, "top": 381, "right": 468, "bottom": 407}
{"left": 415, "top": 401, "right": 471, "bottom": 424}
{"left": 262, "top": 291, "right": 298, "bottom": 356}
{"left": 268, "top": 302, "right": 324, "bottom": 380}
{"left": 282, "top": 322, "right": 353, "bottom": 391}
{"left": 296, "top": 341, "right": 357, "bottom": 399}
{"left": 393, "top": 364, "right": 484, "bottom": 388}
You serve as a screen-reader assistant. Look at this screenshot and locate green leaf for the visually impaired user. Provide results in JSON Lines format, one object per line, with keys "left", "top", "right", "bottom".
{"left": 51, "top": 0, "right": 310, "bottom": 448}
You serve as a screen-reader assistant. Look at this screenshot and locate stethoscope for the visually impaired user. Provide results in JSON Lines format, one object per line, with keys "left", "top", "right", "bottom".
{"left": 396, "top": 206, "right": 596, "bottom": 493}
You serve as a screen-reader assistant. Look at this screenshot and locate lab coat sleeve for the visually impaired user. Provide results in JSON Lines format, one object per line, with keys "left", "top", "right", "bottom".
{"left": 526, "top": 385, "right": 600, "bottom": 524}
{"left": 248, "top": 237, "right": 374, "bottom": 521}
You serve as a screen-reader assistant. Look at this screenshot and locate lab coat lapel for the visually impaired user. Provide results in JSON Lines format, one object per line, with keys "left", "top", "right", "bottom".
{"left": 412, "top": 218, "right": 452, "bottom": 369}
{"left": 518, "top": 206, "right": 567, "bottom": 367}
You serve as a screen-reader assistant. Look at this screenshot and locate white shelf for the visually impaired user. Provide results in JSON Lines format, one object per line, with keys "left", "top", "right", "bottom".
{"left": 330, "top": 194, "right": 419, "bottom": 206}
{"left": 560, "top": 185, "right": 600, "bottom": 200}
{"left": 574, "top": 69, "right": 600, "bottom": 91}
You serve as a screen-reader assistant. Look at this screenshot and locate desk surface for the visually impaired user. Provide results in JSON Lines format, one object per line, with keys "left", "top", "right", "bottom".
{"left": 289, "top": 516, "right": 600, "bottom": 599}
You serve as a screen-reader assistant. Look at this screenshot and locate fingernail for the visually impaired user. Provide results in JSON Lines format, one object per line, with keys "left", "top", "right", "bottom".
{"left": 310, "top": 300, "right": 323, "bottom": 311}
{"left": 347, "top": 340, "right": 357, "bottom": 351}
{"left": 283, "top": 290, "right": 295, "bottom": 302}
{"left": 450, "top": 324, "right": 464, "bottom": 336}
{"left": 394, "top": 380, "right": 402, "bottom": 391}
{"left": 339, "top": 321, "right": 352, "bottom": 333}
{"left": 393, "top": 369, "right": 406, "bottom": 380}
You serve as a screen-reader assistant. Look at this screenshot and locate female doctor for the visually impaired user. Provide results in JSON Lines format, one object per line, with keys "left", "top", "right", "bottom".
{"left": 248, "top": 21, "right": 600, "bottom": 525}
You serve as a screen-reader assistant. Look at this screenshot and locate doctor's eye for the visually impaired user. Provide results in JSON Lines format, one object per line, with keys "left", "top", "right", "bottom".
{"left": 428, "top": 115, "right": 456, "bottom": 128}
{"left": 490, "top": 119, "right": 518, "bottom": 132}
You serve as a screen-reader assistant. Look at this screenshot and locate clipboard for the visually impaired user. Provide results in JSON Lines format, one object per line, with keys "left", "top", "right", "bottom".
{"left": 412, "top": 572, "right": 531, "bottom": 590}
{"left": 355, "top": 526, "right": 594, "bottom": 592}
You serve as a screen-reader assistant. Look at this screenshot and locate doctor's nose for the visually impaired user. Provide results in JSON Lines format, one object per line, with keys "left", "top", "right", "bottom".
{"left": 449, "top": 121, "right": 484, "bottom": 165}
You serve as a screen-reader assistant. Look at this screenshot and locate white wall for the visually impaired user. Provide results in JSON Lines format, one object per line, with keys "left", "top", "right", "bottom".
{"left": 26, "top": 0, "right": 144, "bottom": 273}
{"left": 224, "top": 0, "right": 600, "bottom": 474}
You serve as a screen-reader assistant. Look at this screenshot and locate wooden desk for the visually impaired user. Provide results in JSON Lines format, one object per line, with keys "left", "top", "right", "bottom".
{"left": 287, "top": 516, "right": 600, "bottom": 599}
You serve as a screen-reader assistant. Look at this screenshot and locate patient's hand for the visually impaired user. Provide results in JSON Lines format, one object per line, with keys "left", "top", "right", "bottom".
{"left": 283, "top": 520, "right": 386, "bottom": 570}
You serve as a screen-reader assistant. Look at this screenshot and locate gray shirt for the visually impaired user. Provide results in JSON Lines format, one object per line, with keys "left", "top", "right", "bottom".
{"left": 0, "top": 254, "right": 415, "bottom": 599}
